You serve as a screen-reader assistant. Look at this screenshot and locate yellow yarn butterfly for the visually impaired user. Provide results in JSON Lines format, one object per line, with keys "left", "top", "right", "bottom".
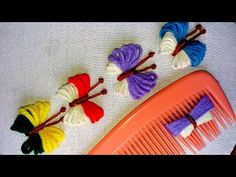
{"left": 11, "top": 101, "right": 65, "bottom": 155}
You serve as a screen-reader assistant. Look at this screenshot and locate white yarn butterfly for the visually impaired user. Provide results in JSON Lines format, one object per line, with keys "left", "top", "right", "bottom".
{"left": 106, "top": 44, "right": 158, "bottom": 100}
{"left": 159, "top": 22, "right": 206, "bottom": 70}
{"left": 56, "top": 73, "right": 106, "bottom": 126}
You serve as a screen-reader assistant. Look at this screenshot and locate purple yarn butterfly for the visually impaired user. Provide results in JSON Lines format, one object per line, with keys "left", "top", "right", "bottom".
{"left": 107, "top": 44, "right": 158, "bottom": 99}
{"left": 165, "top": 95, "right": 214, "bottom": 137}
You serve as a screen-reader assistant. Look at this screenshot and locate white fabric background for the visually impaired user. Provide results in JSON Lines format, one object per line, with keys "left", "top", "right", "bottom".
{"left": 0, "top": 22, "right": 235, "bottom": 155}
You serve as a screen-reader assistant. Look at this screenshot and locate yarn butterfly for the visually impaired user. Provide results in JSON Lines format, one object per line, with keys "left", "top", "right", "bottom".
{"left": 159, "top": 22, "right": 206, "bottom": 70}
{"left": 10, "top": 101, "right": 66, "bottom": 155}
{"left": 56, "top": 73, "right": 107, "bottom": 126}
{"left": 165, "top": 96, "right": 214, "bottom": 138}
{"left": 106, "top": 44, "right": 158, "bottom": 99}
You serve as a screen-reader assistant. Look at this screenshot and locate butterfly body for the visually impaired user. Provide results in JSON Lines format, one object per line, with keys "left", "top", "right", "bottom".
{"left": 159, "top": 22, "right": 206, "bottom": 70}
{"left": 106, "top": 44, "right": 158, "bottom": 100}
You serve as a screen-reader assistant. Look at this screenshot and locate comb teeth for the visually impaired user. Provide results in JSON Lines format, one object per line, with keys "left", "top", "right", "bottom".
{"left": 205, "top": 90, "right": 235, "bottom": 128}
{"left": 115, "top": 89, "right": 234, "bottom": 155}
{"left": 205, "top": 89, "right": 235, "bottom": 124}
{"left": 89, "top": 71, "right": 235, "bottom": 155}
{"left": 115, "top": 119, "right": 186, "bottom": 155}
{"left": 141, "top": 127, "right": 166, "bottom": 154}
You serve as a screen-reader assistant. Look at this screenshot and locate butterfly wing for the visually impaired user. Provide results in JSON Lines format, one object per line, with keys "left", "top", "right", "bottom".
{"left": 21, "top": 133, "right": 44, "bottom": 155}
{"left": 56, "top": 82, "right": 78, "bottom": 103}
{"left": 106, "top": 62, "right": 123, "bottom": 75}
{"left": 172, "top": 50, "right": 191, "bottom": 70}
{"left": 159, "top": 22, "right": 189, "bottom": 55}
{"left": 81, "top": 101, "right": 104, "bottom": 123}
{"left": 113, "top": 79, "right": 129, "bottom": 96}
{"left": 63, "top": 105, "right": 90, "bottom": 126}
{"left": 11, "top": 101, "right": 50, "bottom": 135}
{"left": 56, "top": 73, "right": 91, "bottom": 103}
{"left": 38, "top": 126, "right": 64, "bottom": 154}
{"left": 68, "top": 73, "right": 90, "bottom": 98}
{"left": 160, "top": 22, "right": 189, "bottom": 43}
{"left": 22, "top": 126, "right": 64, "bottom": 155}
{"left": 182, "top": 40, "right": 206, "bottom": 67}
{"left": 165, "top": 117, "right": 193, "bottom": 137}
{"left": 172, "top": 40, "right": 206, "bottom": 69}
{"left": 127, "top": 72, "right": 158, "bottom": 99}
{"left": 107, "top": 44, "right": 142, "bottom": 72}
{"left": 63, "top": 101, "right": 104, "bottom": 125}
{"left": 21, "top": 125, "right": 64, "bottom": 155}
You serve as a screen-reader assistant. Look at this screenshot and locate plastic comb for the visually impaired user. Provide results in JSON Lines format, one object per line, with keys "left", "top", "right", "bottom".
{"left": 88, "top": 70, "right": 236, "bottom": 155}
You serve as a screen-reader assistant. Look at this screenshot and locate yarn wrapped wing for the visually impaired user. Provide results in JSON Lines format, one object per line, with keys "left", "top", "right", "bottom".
{"left": 172, "top": 40, "right": 206, "bottom": 70}
{"left": 37, "top": 126, "right": 64, "bottom": 154}
{"left": 159, "top": 22, "right": 189, "bottom": 55}
{"left": 107, "top": 44, "right": 143, "bottom": 73}
{"left": 56, "top": 73, "right": 104, "bottom": 126}
{"left": 63, "top": 101, "right": 104, "bottom": 126}
{"left": 182, "top": 40, "right": 206, "bottom": 67}
{"left": 57, "top": 73, "right": 90, "bottom": 103}
{"left": 127, "top": 72, "right": 158, "bottom": 100}
{"left": 165, "top": 96, "right": 214, "bottom": 138}
{"left": 21, "top": 126, "right": 64, "bottom": 155}
{"left": 11, "top": 101, "right": 50, "bottom": 134}
{"left": 81, "top": 101, "right": 104, "bottom": 123}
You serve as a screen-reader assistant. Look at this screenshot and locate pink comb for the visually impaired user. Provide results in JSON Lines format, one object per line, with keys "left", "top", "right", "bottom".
{"left": 88, "top": 70, "right": 236, "bottom": 155}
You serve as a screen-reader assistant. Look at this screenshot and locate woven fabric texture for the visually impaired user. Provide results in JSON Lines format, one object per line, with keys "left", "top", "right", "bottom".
{"left": 0, "top": 22, "right": 235, "bottom": 154}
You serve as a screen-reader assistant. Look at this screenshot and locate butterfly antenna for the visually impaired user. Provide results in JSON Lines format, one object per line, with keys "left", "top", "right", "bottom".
{"left": 69, "top": 89, "right": 107, "bottom": 107}
{"left": 186, "top": 27, "right": 206, "bottom": 41}
{"left": 90, "top": 78, "right": 104, "bottom": 92}
{"left": 185, "top": 24, "right": 202, "bottom": 38}
{"left": 44, "top": 107, "right": 66, "bottom": 125}
{"left": 136, "top": 52, "right": 155, "bottom": 68}
{"left": 88, "top": 89, "right": 107, "bottom": 100}
{"left": 136, "top": 64, "right": 157, "bottom": 73}
{"left": 117, "top": 52, "right": 156, "bottom": 81}
{"left": 172, "top": 24, "right": 206, "bottom": 56}
{"left": 28, "top": 107, "right": 66, "bottom": 135}
{"left": 44, "top": 116, "right": 64, "bottom": 127}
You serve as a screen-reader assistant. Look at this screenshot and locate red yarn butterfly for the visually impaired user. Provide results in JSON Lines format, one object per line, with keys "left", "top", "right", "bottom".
{"left": 57, "top": 73, "right": 107, "bottom": 126}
